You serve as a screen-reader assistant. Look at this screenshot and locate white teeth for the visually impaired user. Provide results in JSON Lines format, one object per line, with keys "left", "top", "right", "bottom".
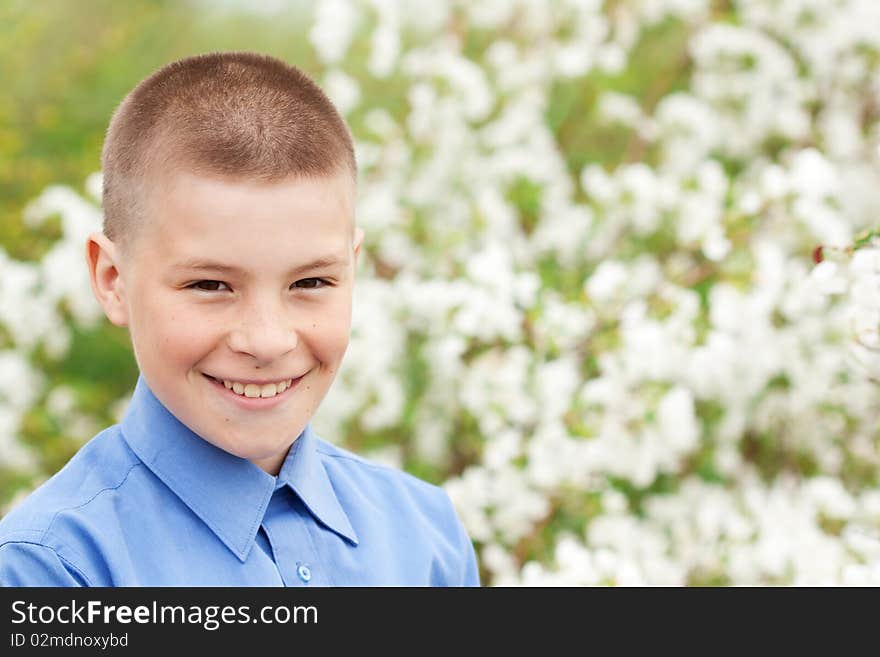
{"left": 219, "top": 378, "right": 294, "bottom": 398}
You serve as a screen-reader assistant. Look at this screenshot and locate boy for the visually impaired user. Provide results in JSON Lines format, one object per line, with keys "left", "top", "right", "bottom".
{"left": 0, "top": 52, "right": 480, "bottom": 586}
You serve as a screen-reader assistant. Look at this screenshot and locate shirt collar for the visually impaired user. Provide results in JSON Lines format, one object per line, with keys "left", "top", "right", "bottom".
{"left": 120, "top": 375, "right": 358, "bottom": 562}
{"left": 276, "top": 425, "right": 359, "bottom": 547}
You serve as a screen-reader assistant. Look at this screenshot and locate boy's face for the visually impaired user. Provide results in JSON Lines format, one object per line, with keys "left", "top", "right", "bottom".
{"left": 87, "top": 170, "right": 363, "bottom": 475}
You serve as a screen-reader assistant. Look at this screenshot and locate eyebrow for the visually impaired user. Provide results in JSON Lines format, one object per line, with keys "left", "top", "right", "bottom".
{"left": 171, "top": 255, "right": 349, "bottom": 277}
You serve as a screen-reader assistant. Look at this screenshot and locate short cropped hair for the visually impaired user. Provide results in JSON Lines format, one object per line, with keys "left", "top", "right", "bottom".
{"left": 101, "top": 51, "right": 356, "bottom": 250}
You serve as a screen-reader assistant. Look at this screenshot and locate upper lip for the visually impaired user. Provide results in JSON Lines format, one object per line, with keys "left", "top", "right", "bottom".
{"left": 204, "top": 373, "right": 305, "bottom": 385}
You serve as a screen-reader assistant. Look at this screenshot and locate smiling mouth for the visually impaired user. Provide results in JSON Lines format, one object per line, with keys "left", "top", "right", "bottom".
{"left": 202, "top": 373, "right": 303, "bottom": 399}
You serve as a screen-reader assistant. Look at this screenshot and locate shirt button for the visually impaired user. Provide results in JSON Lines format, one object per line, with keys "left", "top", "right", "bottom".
{"left": 297, "top": 563, "right": 312, "bottom": 583}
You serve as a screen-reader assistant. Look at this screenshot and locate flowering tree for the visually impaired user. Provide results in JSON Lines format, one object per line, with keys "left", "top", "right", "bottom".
{"left": 3, "top": 0, "right": 880, "bottom": 585}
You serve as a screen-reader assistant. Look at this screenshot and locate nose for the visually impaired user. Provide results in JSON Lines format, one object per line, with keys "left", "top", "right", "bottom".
{"left": 226, "top": 296, "right": 298, "bottom": 365}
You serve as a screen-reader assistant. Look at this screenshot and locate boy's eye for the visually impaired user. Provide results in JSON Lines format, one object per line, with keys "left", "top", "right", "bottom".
{"left": 190, "top": 280, "right": 229, "bottom": 292}
{"left": 293, "top": 278, "right": 329, "bottom": 289}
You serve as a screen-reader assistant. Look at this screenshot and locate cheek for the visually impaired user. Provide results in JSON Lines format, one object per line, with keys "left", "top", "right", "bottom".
{"left": 135, "top": 295, "right": 221, "bottom": 364}
{"left": 155, "top": 321, "right": 215, "bottom": 361}
{"left": 307, "top": 303, "right": 352, "bottom": 361}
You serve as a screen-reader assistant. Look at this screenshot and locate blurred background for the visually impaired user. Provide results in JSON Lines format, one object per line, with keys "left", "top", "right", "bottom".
{"left": 2, "top": 0, "right": 880, "bottom": 585}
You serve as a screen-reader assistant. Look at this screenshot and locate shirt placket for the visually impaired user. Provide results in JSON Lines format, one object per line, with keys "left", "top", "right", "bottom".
{"left": 260, "top": 487, "right": 322, "bottom": 587}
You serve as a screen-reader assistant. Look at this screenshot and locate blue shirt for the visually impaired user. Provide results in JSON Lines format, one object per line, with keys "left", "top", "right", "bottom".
{"left": 0, "top": 376, "right": 480, "bottom": 586}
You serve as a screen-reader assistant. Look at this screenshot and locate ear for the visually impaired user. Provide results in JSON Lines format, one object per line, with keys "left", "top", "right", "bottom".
{"left": 353, "top": 227, "right": 364, "bottom": 261}
{"left": 85, "top": 232, "right": 129, "bottom": 327}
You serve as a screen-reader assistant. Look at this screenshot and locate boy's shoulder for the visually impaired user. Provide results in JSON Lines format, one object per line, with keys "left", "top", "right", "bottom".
{"left": 310, "top": 433, "right": 472, "bottom": 566}
{"left": 0, "top": 425, "right": 140, "bottom": 546}
{"left": 311, "top": 433, "right": 454, "bottom": 511}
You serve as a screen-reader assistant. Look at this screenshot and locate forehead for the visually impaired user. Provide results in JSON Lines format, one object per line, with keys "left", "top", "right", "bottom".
{"left": 136, "top": 170, "right": 355, "bottom": 264}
